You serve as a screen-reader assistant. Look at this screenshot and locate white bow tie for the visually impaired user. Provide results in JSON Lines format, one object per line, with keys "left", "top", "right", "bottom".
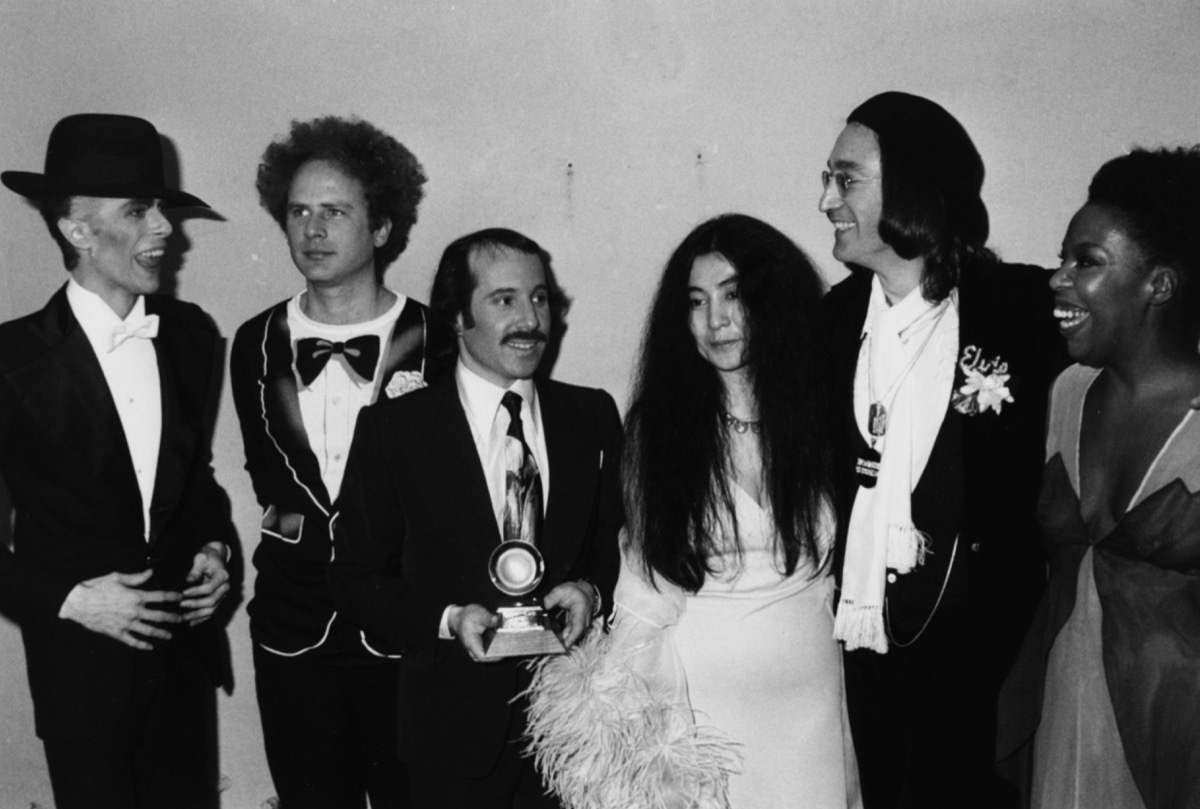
{"left": 109, "top": 314, "right": 160, "bottom": 352}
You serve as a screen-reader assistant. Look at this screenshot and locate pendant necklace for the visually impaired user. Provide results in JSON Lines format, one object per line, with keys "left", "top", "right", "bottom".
{"left": 856, "top": 302, "right": 949, "bottom": 489}
{"left": 720, "top": 410, "right": 761, "bottom": 435}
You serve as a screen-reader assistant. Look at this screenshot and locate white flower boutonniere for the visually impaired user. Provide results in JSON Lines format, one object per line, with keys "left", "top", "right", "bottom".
{"left": 951, "top": 345, "right": 1013, "bottom": 415}
{"left": 384, "top": 370, "right": 426, "bottom": 399}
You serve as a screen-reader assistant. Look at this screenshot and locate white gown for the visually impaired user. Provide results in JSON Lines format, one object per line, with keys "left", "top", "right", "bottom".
{"left": 525, "top": 487, "right": 860, "bottom": 809}
{"left": 670, "top": 485, "right": 858, "bottom": 808}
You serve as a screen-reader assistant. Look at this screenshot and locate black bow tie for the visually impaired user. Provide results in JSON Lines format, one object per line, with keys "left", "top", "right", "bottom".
{"left": 295, "top": 335, "right": 380, "bottom": 386}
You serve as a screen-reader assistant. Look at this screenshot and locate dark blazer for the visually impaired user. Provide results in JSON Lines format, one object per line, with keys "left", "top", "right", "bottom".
{"left": 229, "top": 296, "right": 427, "bottom": 657}
{"left": 331, "top": 372, "right": 624, "bottom": 778}
{"left": 0, "top": 285, "right": 230, "bottom": 741}
{"left": 821, "top": 263, "right": 1065, "bottom": 659}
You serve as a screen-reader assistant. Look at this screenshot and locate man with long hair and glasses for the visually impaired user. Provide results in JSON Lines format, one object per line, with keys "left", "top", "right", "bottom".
{"left": 817, "top": 92, "right": 1065, "bottom": 808}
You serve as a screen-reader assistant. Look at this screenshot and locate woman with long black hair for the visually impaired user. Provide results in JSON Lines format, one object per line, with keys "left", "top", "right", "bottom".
{"left": 528, "top": 213, "right": 859, "bottom": 809}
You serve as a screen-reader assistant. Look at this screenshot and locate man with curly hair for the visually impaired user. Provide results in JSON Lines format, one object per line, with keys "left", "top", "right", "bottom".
{"left": 230, "top": 115, "right": 428, "bottom": 809}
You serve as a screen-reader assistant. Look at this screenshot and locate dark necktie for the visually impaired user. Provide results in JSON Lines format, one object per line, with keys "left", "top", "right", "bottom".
{"left": 501, "top": 391, "right": 543, "bottom": 544}
{"left": 294, "top": 335, "right": 380, "bottom": 386}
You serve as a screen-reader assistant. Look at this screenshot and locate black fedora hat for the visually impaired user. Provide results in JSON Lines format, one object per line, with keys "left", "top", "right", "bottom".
{"left": 1, "top": 113, "right": 208, "bottom": 208}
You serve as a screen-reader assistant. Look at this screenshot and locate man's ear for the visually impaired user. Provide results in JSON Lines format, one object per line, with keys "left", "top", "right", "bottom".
{"left": 56, "top": 216, "right": 93, "bottom": 253}
{"left": 372, "top": 217, "right": 392, "bottom": 249}
{"left": 1147, "top": 264, "right": 1179, "bottom": 307}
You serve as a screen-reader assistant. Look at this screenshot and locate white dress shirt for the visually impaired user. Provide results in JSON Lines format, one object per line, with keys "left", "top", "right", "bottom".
{"left": 455, "top": 360, "right": 550, "bottom": 527}
{"left": 439, "top": 360, "right": 550, "bottom": 638}
{"left": 289, "top": 291, "right": 406, "bottom": 502}
{"left": 66, "top": 280, "right": 161, "bottom": 541}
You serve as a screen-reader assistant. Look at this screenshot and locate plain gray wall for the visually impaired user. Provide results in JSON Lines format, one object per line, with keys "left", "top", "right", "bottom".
{"left": 2, "top": 1, "right": 1198, "bottom": 806}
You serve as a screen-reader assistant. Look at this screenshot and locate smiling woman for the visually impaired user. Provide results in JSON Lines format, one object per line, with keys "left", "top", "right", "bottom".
{"left": 1052, "top": 203, "right": 1165, "bottom": 368}
{"left": 1000, "top": 146, "right": 1200, "bottom": 809}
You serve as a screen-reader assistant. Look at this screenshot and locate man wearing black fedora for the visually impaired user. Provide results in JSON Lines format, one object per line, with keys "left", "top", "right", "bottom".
{"left": 0, "top": 114, "right": 233, "bottom": 809}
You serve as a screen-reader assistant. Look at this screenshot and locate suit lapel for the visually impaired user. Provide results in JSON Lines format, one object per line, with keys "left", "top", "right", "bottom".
{"left": 907, "top": 281, "right": 976, "bottom": 492}
{"left": 416, "top": 376, "right": 502, "bottom": 550}
{"left": 954, "top": 269, "right": 999, "bottom": 455}
{"left": 537, "top": 382, "right": 590, "bottom": 569}
{"left": 374, "top": 299, "right": 427, "bottom": 397}
{"left": 251, "top": 299, "right": 430, "bottom": 515}
{"left": 23, "top": 287, "right": 143, "bottom": 529}
{"left": 258, "top": 303, "right": 331, "bottom": 513}
{"left": 145, "top": 297, "right": 202, "bottom": 544}
{"left": 830, "top": 272, "right": 872, "bottom": 453}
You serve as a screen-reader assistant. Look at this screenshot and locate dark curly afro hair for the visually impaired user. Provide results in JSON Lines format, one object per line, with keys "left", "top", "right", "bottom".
{"left": 257, "top": 116, "right": 427, "bottom": 272}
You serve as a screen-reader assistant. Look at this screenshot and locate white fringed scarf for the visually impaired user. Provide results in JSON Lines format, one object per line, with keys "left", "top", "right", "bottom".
{"left": 834, "top": 278, "right": 958, "bottom": 653}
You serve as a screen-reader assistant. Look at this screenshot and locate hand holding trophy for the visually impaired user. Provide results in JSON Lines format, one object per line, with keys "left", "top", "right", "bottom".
{"left": 480, "top": 393, "right": 567, "bottom": 659}
{"left": 481, "top": 539, "right": 566, "bottom": 659}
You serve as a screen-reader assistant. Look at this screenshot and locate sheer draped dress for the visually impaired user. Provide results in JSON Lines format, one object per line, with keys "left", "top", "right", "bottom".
{"left": 999, "top": 365, "right": 1200, "bottom": 809}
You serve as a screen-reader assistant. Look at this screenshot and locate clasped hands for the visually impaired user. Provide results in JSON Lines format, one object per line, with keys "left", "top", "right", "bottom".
{"left": 448, "top": 580, "right": 595, "bottom": 663}
{"left": 58, "top": 542, "right": 231, "bottom": 650}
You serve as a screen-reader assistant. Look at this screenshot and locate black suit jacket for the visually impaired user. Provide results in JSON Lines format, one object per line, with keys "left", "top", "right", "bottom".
{"left": 0, "top": 285, "right": 231, "bottom": 741}
{"left": 821, "top": 264, "right": 1065, "bottom": 660}
{"left": 331, "top": 372, "right": 623, "bottom": 777}
{"left": 230, "top": 296, "right": 426, "bottom": 657}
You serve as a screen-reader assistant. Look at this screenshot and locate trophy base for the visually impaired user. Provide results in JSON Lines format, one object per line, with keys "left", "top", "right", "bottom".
{"left": 481, "top": 604, "right": 566, "bottom": 659}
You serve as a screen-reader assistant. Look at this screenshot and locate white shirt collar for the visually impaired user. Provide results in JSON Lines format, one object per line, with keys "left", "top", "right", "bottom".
{"left": 66, "top": 279, "right": 148, "bottom": 353}
{"left": 455, "top": 358, "right": 537, "bottom": 433}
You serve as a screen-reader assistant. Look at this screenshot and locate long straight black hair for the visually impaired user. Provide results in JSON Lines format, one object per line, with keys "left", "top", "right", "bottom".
{"left": 624, "top": 213, "right": 833, "bottom": 591}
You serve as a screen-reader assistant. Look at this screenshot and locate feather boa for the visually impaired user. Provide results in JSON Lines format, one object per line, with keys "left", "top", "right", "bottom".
{"left": 523, "top": 625, "right": 742, "bottom": 809}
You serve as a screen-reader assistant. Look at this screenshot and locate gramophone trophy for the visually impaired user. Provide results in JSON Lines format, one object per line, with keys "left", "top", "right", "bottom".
{"left": 482, "top": 397, "right": 566, "bottom": 660}
{"left": 480, "top": 449, "right": 566, "bottom": 659}
{"left": 480, "top": 539, "right": 566, "bottom": 659}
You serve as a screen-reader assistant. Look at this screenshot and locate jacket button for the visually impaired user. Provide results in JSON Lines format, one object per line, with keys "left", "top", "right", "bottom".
{"left": 970, "top": 542, "right": 982, "bottom": 554}
{"left": 886, "top": 573, "right": 897, "bottom": 584}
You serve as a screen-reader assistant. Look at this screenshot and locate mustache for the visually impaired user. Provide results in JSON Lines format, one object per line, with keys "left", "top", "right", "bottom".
{"left": 503, "top": 330, "right": 547, "bottom": 345}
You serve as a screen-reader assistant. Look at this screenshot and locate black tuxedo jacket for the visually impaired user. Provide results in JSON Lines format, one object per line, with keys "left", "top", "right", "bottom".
{"left": 331, "top": 372, "right": 623, "bottom": 778}
{"left": 0, "top": 285, "right": 231, "bottom": 741}
{"left": 230, "top": 296, "right": 427, "bottom": 657}
{"left": 820, "top": 264, "right": 1066, "bottom": 659}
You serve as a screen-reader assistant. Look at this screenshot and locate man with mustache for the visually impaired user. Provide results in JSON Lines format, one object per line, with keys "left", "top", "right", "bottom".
{"left": 230, "top": 116, "right": 428, "bottom": 808}
{"left": 331, "top": 228, "right": 623, "bottom": 808}
{"left": 0, "top": 114, "right": 233, "bottom": 808}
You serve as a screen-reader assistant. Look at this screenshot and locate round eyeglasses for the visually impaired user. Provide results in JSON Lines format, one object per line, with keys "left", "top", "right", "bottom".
{"left": 821, "top": 170, "right": 879, "bottom": 194}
